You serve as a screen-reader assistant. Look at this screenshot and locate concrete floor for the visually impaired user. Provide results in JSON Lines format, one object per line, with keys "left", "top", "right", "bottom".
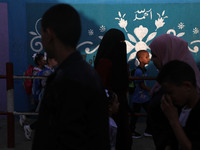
{"left": 0, "top": 119, "right": 155, "bottom": 150}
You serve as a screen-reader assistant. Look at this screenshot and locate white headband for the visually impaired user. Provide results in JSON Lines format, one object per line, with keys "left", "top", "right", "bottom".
{"left": 105, "top": 89, "right": 109, "bottom": 98}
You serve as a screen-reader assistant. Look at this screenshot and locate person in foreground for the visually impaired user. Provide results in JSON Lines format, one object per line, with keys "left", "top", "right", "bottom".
{"left": 157, "top": 60, "right": 200, "bottom": 150}
{"left": 32, "top": 4, "right": 110, "bottom": 150}
{"left": 148, "top": 33, "right": 200, "bottom": 150}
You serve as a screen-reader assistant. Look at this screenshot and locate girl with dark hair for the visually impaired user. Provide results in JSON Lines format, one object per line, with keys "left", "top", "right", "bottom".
{"left": 32, "top": 53, "right": 47, "bottom": 75}
{"left": 105, "top": 89, "right": 119, "bottom": 150}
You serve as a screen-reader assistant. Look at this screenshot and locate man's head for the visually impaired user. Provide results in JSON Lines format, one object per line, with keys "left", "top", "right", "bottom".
{"left": 41, "top": 4, "right": 81, "bottom": 58}
{"left": 136, "top": 50, "right": 150, "bottom": 65}
{"left": 157, "top": 60, "right": 197, "bottom": 106}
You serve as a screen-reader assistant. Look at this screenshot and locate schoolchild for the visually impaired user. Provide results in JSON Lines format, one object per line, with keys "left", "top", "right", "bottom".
{"left": 129, "top": 50, "right": 152, "bottom": 138}
{"left": 19, "top": 52, "right": 46, "bottom": 127}
{"left": 157, "top": 60, "right": 200, "bottom": 150}
{"left": 31, "top": 53, "right": 47, "bottom": 104}
{"left": 32, "top": 52, "right": 47, "bottom": 76}
{"left": 105, "top": 89, "right": 120, "bottom": 150}
{"left": 23, "top": 57, "right": 57, "bottom": 140}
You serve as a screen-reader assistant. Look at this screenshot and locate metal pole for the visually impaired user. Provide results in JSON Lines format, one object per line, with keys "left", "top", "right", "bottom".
{"left": 6, "top": 62, "right": 15, "bottom": 148}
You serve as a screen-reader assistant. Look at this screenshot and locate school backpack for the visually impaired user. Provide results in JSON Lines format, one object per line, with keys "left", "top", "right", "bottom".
{"left": 23, "top": 65, "right": 34, "bottom": 95}
{"left": 128, "top": 67, "right": 145, "bottom": 94}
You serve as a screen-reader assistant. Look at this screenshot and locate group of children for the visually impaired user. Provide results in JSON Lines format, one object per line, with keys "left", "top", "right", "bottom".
{"left": 20, "top": 52, "right": 57, "bottom": 140}
{"left": 20, "top": 50, "right": 199, "bottom": 150}
{"left": 20, "top": 49, "right": 151, "bottom": 147}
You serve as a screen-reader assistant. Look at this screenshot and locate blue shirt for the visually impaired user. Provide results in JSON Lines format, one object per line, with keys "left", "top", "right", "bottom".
{"left": 130, "top": 67, "right": 150, "bottom": 103}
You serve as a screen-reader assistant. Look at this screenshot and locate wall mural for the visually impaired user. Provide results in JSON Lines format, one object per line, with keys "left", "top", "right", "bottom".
{"left": 27, "top": 3, "right": 200, "bottom": 71}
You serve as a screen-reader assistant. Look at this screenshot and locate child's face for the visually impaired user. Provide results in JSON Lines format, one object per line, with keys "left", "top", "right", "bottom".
{"left": 139, "top": 52, "right": 150, "bottom": 65}
{"left": 38, "top": 56, "right": 47, "bottom": 66}
{"left": 109, "top": 95, "right": 120, "bottom": 114}
{"left": 162, "top": 82, "right": 190, "bottom": 106}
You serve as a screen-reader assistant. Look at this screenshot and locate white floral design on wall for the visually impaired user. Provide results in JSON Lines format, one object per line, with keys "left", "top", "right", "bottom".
{"left": 29, "top": 8, "right": 200, "bottom": 65}
{"left": 115, "top": 9, "right": 199, "bottom": 62}
{"left": 29, "top": 18, "right": 43, "bottom": 52}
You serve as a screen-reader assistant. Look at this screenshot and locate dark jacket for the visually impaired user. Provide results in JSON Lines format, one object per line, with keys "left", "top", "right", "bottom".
{"left": 95, "top": 58, "right": 132, "bottom": 150}
{"left": 32, "top": 51, "right": 110, "bottom": 150}
{"left": 186, "top": 100, "right": 200, "bottom": 149}
{"left": 172, "top": 100, "right": 200, "bottom": 150}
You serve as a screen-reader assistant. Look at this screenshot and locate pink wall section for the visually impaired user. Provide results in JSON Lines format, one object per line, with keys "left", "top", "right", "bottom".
{"left": 0, "top": 3, "right": 9, "bottom": 113}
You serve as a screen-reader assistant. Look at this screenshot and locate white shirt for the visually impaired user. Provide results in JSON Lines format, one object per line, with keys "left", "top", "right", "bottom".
{"left": 109, "top": 117, "right": 117, "bottom": 150}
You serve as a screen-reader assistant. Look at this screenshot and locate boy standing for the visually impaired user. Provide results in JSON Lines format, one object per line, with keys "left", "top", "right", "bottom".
{"left": 130, "top": 50, "right": 152, "bottom": 138}
{"left": 157, "top": 60, "right": 200, "bottom": 150}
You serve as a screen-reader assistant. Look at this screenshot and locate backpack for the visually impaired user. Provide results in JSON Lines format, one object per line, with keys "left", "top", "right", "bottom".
{"left": 23, "top": 65, "right": 34, "bottom": 95}
{"left": 129, "top": 67, "right": 145, "bottom": 94}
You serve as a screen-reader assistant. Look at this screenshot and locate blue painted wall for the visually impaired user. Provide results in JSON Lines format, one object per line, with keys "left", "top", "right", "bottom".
{"left": 0, "top": 0, "right": 200, "bottom": 113}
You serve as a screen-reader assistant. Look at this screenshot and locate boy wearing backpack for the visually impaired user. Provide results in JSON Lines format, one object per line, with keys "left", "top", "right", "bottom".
{"left": 129, "top": 50, "right": 152, "bottom": 138}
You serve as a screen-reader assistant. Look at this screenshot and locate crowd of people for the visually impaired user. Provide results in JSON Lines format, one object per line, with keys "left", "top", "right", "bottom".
{"left": 20, "top": 3, "right": 200, "bottom": 150}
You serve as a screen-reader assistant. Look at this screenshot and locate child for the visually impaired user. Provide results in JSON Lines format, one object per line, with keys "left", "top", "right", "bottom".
{"left": 129, "top": 50, "right": 152, "bottom": 138}
{"left": 32, "top": 53, "right": 47, "bottom": 104}
{"left": 19, "top": 53, "right": 47, "bottom": 127}
{"left": 23, "top": 57, "right": 57, "bottom": 140}
{"left": 105, "top": 89, "right": 119, "bottom": 150}
{"left": 157, "top": 60, "right": 200, "bottom": 150}
{"left": 32, "top": 52, "right": 47, "bottom": 75}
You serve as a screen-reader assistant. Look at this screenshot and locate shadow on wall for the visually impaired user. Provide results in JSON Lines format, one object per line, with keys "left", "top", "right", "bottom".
{"left": 77, "top": 11, "right": 106, "bottom": 67}
{"left": 14, "top": 4, "right": 103, "bottom": 114}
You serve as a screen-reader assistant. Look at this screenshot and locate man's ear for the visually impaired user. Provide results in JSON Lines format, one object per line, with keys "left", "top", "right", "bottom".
{"left": 45, "top": 28, "right": 56, "bottom": 42}
{"left": 182, "top": 81, "right": 194, "bottom": 92}
{"left": 138, "top": 57, "right": 142, "bottom": 63}
{"left": 108, "top": 106, "right": 112, "bottom": 112}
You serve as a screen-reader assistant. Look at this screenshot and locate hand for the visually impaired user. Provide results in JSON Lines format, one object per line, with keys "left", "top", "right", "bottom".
{"left": 161, "top": 94, "right": 179, "bottom": 124}
{"left": 161, "top": 95, "right": 192, "bottom": 150}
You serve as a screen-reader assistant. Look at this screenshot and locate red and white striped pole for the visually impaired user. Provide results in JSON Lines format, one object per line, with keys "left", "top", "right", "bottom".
{"left": 6, "top": 62, "right": 15, "bottom": 148}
